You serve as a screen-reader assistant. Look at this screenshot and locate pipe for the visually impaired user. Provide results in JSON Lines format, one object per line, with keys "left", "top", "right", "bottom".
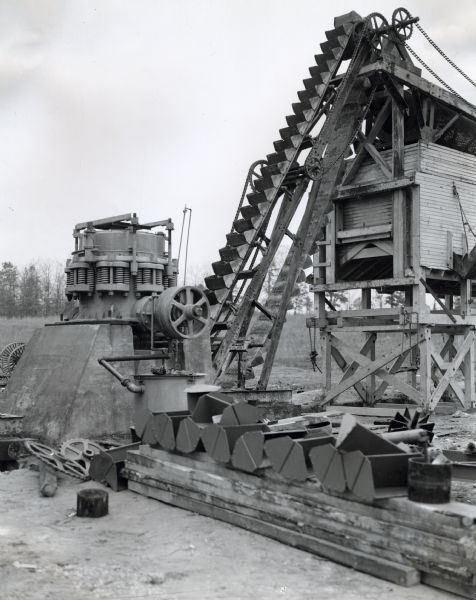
{"left": 381, "top": 428, "right": 430, "bottom": 445}
{"left": 98, "top": 358, "right": 145, "bottom": 394}
{"left": 99, "top": 353, "right": 167, "bottom": 362}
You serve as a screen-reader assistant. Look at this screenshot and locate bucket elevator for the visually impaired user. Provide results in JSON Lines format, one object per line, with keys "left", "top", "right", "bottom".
{"left": 3, "top": 214, "right": 212, "bottom": 443}
{"left": 201, "top": 8, "right": 476, "bottom": 413}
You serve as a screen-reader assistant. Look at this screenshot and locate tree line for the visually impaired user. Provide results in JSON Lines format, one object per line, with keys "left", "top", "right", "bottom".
{"left": 0, "top": 261, "right": 65, "bottom": 318}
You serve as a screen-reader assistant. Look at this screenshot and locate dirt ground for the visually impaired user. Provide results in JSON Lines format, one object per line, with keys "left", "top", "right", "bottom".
{"left": 0, "top": 467, "right": 462, "bottom": 600}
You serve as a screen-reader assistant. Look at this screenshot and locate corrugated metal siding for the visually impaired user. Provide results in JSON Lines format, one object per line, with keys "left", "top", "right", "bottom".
{"left": 343, "top": 195, "right": 393, "bottom": 229}
{"left": 418, "top": 142, "right": 476, "bottom": 270}
{"left": 349, "top": 143, "right": 419, "bottom": 186}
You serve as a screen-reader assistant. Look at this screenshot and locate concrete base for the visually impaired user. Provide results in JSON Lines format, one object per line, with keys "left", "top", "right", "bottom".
{"left": 1, "top": 322, "right": 136, "bottom": 444}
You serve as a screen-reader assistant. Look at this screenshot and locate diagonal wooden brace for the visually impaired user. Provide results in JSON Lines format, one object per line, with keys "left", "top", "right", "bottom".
{"left": 322, "top": 334, "right": 424, "bottom": 407}
{"left": 429, "top": 330, "right": 475, "bottom": 411}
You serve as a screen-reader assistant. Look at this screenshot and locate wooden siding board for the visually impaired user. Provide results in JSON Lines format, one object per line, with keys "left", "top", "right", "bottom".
{"left": 418, "top": 143, "right": 476, "bottom": 270}
{"left": 342, "top": 196, "right": 393, "bottom": 230}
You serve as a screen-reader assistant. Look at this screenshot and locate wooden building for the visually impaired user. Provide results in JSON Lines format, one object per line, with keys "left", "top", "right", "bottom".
{"left": 312, "top": 68, "right": 476, "bottom": 412}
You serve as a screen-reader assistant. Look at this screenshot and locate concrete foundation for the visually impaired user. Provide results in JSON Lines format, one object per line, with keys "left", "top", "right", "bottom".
{"left": 1, "top": 322, "right": 137, "bottom": 444}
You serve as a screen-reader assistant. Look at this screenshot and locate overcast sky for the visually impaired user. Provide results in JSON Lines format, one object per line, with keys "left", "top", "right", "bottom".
{"left": 0, "top": 0, "right": 475, "bottom": 279}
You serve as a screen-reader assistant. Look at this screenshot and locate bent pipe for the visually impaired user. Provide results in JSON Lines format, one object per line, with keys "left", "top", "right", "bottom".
{"left": 98, "top": 358, "right": 145, "bottom": 394}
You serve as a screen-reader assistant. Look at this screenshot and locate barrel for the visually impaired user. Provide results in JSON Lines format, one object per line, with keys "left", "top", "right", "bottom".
{"left": 408, "top": 457, "right": 451, "bottom": 504}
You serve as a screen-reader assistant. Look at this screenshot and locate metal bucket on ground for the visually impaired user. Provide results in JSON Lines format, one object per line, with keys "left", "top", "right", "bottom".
{"left": 408, "top": 457, "right": 451, "bottom": 504}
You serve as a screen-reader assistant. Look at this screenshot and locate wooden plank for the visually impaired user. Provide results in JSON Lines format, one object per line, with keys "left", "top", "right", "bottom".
{"left": 336, "top": 176, "right": 415, "bottom": 200}
{"left": 131, "top": 447, "right": 476, "bottom": 534}
{"left": 127, "top": 478, "right": 421, "bottom": 587}
{"left": 337, "top": 224, "right": 392, "bottom": 240}
{"left": 125, "top": 453, "right": 472, "bottom": 568}
{"left": 313, "top": 277, "right": 415, "bottom": 292}
{"left": 328, "top": 308, "right": 400, "bottom": 318}
{"left": 124, "top": 449, "right": 476, "bottom": 583}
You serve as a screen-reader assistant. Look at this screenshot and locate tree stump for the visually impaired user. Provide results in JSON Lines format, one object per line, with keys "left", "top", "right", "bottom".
{"left": 76, "top": 488, "right": 109, "bottom": 518}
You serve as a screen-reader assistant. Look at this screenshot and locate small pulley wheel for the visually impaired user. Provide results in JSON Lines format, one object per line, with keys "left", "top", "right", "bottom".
{"left": 392, "top": 7, "right": 414, "bottom": 41}
{"left": 155, "top": 286, "right": 210, "bottom": 339}
{"left": 366, "top": 12, "right": 389, "bottom": 51}
{"left": 249, "top": 160, "right": 268, "bottom": 192}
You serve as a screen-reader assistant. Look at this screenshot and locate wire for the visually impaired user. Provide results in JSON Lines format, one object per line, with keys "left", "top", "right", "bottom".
{"left": 183, "top": 207, "right": 192, "bottom": 285}
{"left": 177, "top": 205, "right": 192, "bottom": 285}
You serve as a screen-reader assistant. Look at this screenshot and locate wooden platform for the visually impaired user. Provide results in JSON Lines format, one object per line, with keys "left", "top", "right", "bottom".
{"left": 124, "top": 446, "right": 476, "bottom": 598}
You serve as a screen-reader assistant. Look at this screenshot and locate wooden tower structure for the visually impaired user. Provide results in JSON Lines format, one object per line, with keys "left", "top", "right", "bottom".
{"left": 203, "top": 8, "right": 476, "bottom": 413}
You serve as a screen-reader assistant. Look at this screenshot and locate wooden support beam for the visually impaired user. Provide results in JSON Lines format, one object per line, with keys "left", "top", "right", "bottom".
{"left": 256, "top": 71, "right": 371, "bottom": 390}
{"left": 372, "top": 350, "right": 412, "bottom": 403}
{"left": 331, "top": 335, "right": 422, "bottom": 404}
{"left": 360, "top": 59, "right": 476, "bottom": 122}
{"left": 431, "top": 349, "right": 466, "bottom": 407}
{"left": 342, "top": 98, "right": 391, "bottom": 185}
{"left": 331, "top": 336, "right": 377, "bottom": 402}
{"left": 433, "top": 113, "right": 460, "bottom": 142}
{"left": 419, "top": 278, "right": 456, "bottom": 323}
{"left": 322, "top": 334, "right": 423, "bottom": 406}
{"left": 429, "top": 330, "right": 475, "bottom": 411}
{"left": 313, "top": 277, "right": 415, "bottom": 293}
{"left": 391, "top": 84, "right": 405, "bottom": 178}
{"left": 393, "top": 190, "right": 406, "bottom": 277}
{"left": 336, "top": 176, "right": 414, "bottom": 200}
{"left": 356, "top": 132, "right": 392, "bottom": 180}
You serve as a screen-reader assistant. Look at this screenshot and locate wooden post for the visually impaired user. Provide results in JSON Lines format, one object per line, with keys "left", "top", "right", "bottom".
{"left": 326, "top": 211, "right": 336, "bottom": 284}
{"left": 460, "top": 279, "right": 471, "bottom": 318}
{"left": 323, "top": 331, "right": 332, "bottom": 392}
{"left": 391, "top": 82, "right": 406, "bottom": 279}
{"left": 419, "top": 326, "right": 432, "bottom": 411}
{"left": 362, "top": 289, "right": 375, "bottom": 404}
{"left": 463, "top": 327, "right": 475, "bottom": 410}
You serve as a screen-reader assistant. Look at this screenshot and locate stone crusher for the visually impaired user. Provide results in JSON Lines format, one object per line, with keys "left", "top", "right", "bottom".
{"left": 203, "top": 7, "right": 476, "bottom": 417}
{"left": 1, "top": 214, "right": 213, "bottom": 443}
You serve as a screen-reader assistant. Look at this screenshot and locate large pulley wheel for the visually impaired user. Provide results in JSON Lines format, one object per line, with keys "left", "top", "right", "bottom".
{"left": 392, "top": 7, "right": 414, "bottom": 41}
{"left": 366, "top": 12, "right": 389, "bottom": 51}
{"left": 0, "top": 342, "right": 25, "bottom": 376}
{"left": 155, "top": 286, "right": 210, "bottom": 339}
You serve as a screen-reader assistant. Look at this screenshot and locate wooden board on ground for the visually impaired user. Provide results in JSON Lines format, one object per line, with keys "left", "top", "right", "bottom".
{"left": 124, "top": 446, "right": 476, "bottom": 598}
